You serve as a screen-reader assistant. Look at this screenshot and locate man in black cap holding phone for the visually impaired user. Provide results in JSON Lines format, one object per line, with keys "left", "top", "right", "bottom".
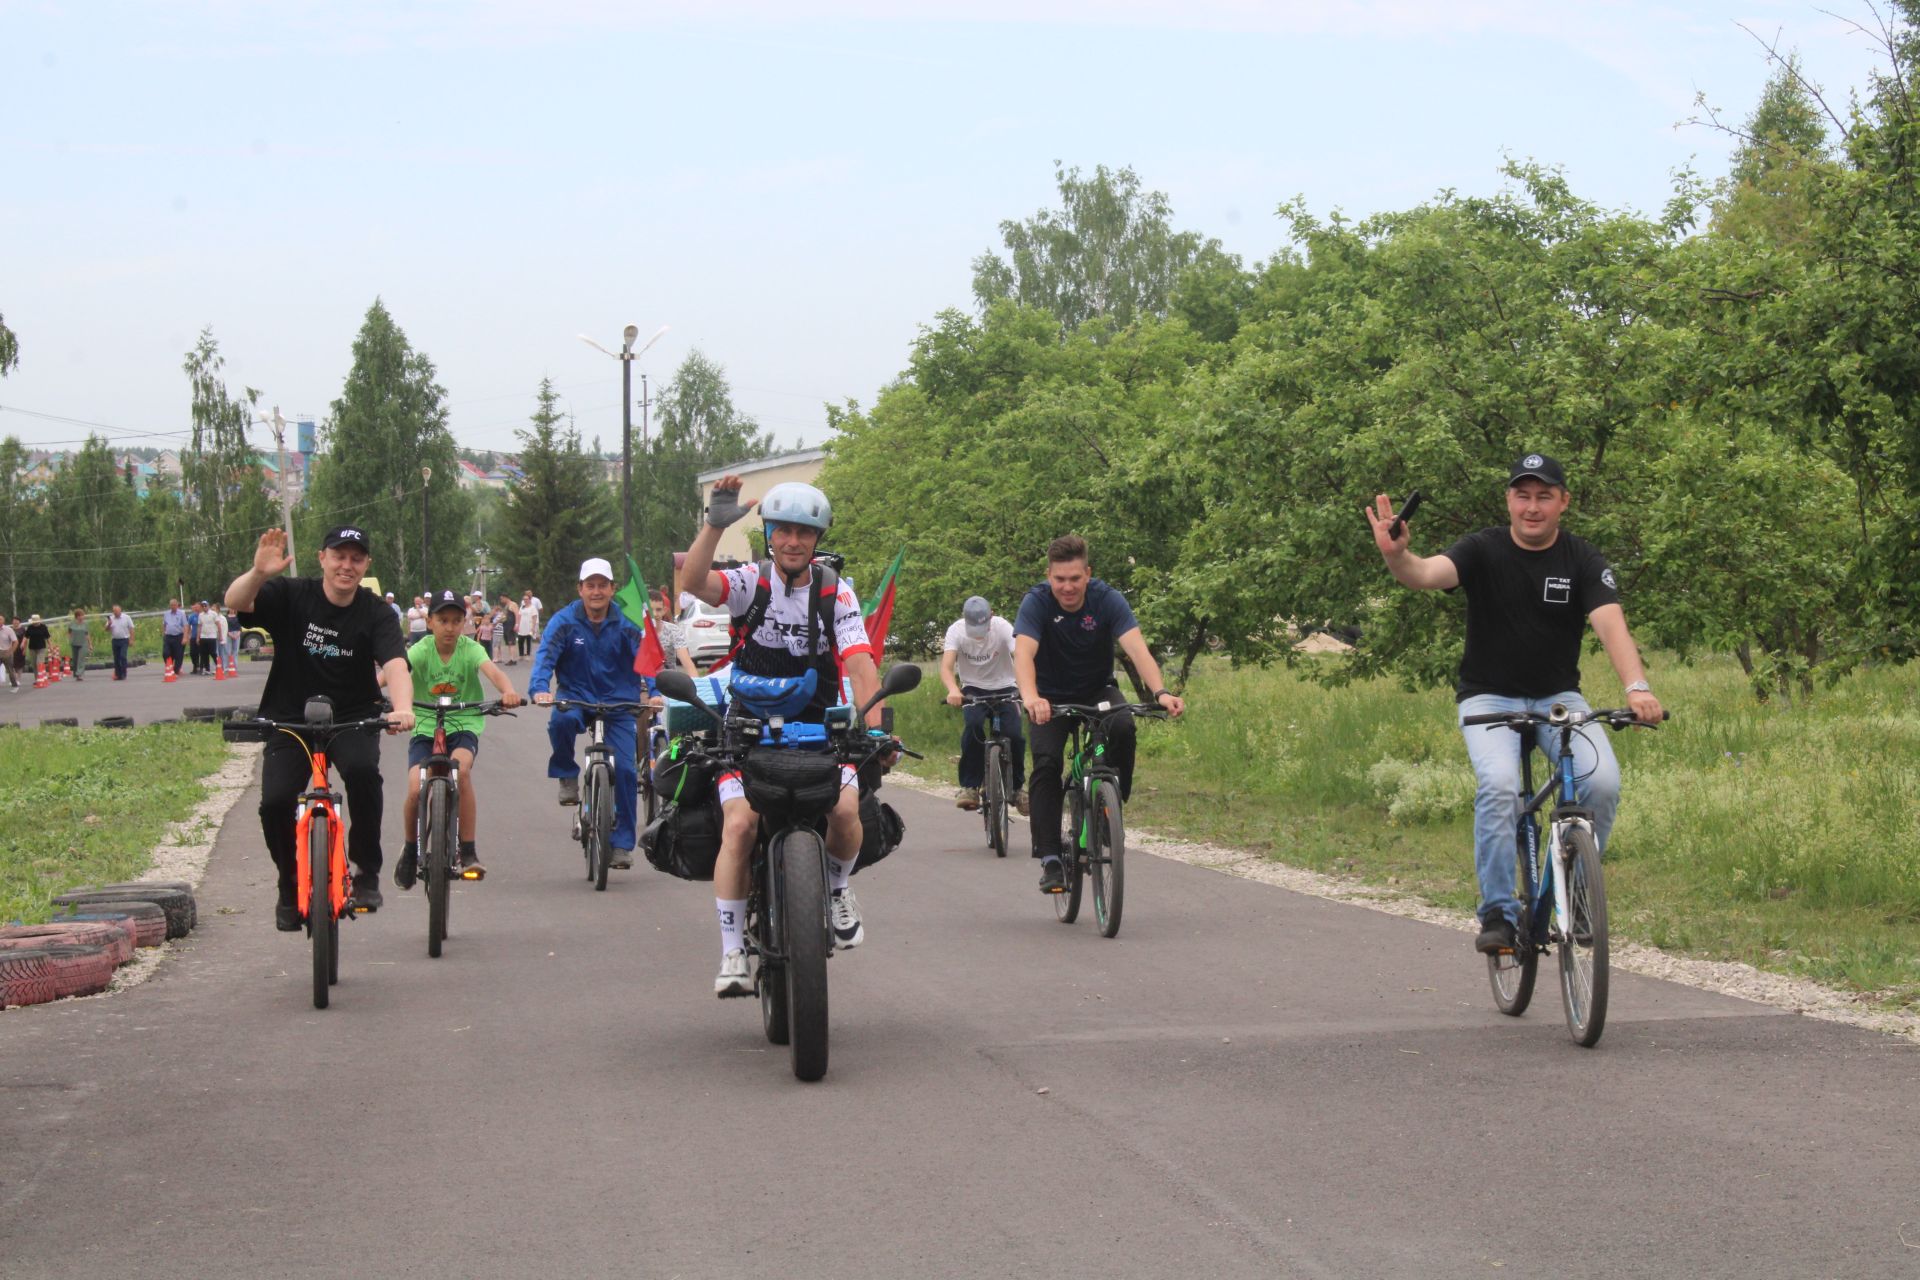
{"left": 226, "top": 524, "right": 413, "bottom": 929}
{"left": 1367, "top": 453, "right": 1663, "bottom": 956}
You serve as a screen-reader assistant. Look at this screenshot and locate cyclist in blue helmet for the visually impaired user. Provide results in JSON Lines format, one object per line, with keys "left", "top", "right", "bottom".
{"left": 677, "top": 476, "right": 890, "bottom": 997}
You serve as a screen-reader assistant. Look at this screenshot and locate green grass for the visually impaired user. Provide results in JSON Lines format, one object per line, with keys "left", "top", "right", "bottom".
{"left": 888, "top": 651, "right": 1920, "bottom": 1009}
{"left": 0, "top": 723, "right": 230, "bottom": 925}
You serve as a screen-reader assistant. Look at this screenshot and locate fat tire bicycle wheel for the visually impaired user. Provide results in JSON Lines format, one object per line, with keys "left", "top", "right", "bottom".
{"left": 760, "top": 957, "right": 790, "bottom": 1046}
{"left": 1090, "top": 778, "right": 1126, "bottom": 939}
{"left": 308, "top": 813, "right": 332, "bottom": 1010}
{"left": 1558, "top": 825, "right": 1609, "bottom": 1047}
{"left": 1054, "top": 789, "right": 1085, "bottom": 925}
{"left": 984, "top": 743, "right": 1009, "bottom": 857}
{"left": 425, "top": 779, "right": 452, "bottom": 959}
{"left": 776, "top": 829, "right": 830, "bottom": 1082}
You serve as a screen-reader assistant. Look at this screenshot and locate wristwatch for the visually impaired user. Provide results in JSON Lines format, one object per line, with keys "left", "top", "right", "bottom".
{"left": 1152, "top": 688, "right": 1172, "bottom": 701}
{"left": 1625, "top": 680, "right": 1651, "bottom": 695}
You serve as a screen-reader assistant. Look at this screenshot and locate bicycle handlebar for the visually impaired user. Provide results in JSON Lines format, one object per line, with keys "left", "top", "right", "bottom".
{"left": 547, "top": 699, "right": 650, "bottom": 716}
{"left": 1049, "top": 701, "right": 1171, "bottom": 722}
{"left": 1462, "top": 707, "right": 1670, "bottom": 731}
{"left": 221, "top": 713, "right": 393, "bottom": 743}
{"left": 960, "top": 693, "right": 1021, "bottom": 707}
{"left": 413, "top": 699, "right": 517, "bottom": 718}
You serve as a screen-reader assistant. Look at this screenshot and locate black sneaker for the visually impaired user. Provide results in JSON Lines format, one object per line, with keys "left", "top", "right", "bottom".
{"left": 353, "top": 874, "right": 383, "bottom": 913}
{"left": 458, "top": 845, "right": 486, "bottom": 880}
{"left": 1038, "top": 859, "right": 1065, "bottom": 894}
{"left": 275, "top": 887, "right": 302, "bottom": 932}
{"left": 393, "top": 843, "right": 419, "bottom": 890}
{"left": 1475, "top": 916, "right": 1518, "bottom": 955}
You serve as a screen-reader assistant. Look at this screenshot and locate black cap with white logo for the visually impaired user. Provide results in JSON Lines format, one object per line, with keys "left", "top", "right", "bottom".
{"left": 1508, "top": 452, "right": 1567, "bottom": 489}
{"left": 321, "top": 524, "right": 372, "bottom": 552}
{"left": 428, "top": 588, "right": 467, "bottom": 615}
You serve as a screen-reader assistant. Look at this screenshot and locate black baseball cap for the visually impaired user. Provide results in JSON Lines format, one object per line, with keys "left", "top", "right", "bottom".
{"left": 321, "top": 524, "right": 371, "bottom": 552}
{"left": 427, "top": 588, "right": 467, "bottom": 616}
{"left": 1508, "top": 452, "right": 1567, "bottom": 489}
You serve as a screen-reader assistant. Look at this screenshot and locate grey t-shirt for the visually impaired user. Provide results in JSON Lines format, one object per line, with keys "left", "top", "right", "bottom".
{"left": 944, "top": 616, "right": 1017, "bottom": 690}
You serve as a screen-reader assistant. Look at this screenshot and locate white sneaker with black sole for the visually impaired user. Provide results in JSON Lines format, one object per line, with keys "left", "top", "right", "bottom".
{"left": 830, "top": 889, "right": 864, "bottom": 949}
{"left": 714, "top": 948, "right": 753, "bottom": 997}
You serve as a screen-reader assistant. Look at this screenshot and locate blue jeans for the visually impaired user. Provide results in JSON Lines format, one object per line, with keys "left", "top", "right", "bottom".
{"left": 111, "top": 637, "right": 129, "bottom": 679}
{"left": 1458, "top": 691, "right": 1621, "bottom": 929}
{"left": 958, "top": 687, "right": 1026, "bottom": 790}
{"left": 546, "top": 708, "right": 638, "bottom": 851}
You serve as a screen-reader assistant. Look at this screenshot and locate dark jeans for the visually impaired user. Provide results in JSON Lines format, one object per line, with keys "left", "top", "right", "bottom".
{"left": 958, "top": 686, "right": 1025, "bottom": 790}
{"left": 163, "top": 634, "right": 185, "bottom": 671}
{"left": 1027, "top": 684, "right": 1135, "bottom": 859}
{"left": 259, "top": 729, "right": 388, "bottom": 890}
{"left": 69, "top": 642, "right": 87, "bottom": 678}
{"left": 111, "top": 637, "right": 129, "bottom": 679}
{"left": 517, "top": 633, "right": 532, "bottom": 657}
{"left": 195, "top": 638, "right": 216, "bottom": 673}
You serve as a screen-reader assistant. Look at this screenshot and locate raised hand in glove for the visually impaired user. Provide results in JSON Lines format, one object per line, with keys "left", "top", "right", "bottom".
{"left": 706, "top": 476, "right": 756, "bottom": 529}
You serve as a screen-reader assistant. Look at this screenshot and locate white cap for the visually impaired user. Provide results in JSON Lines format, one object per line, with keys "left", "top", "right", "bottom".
{"left": 578, "top": 557, "right": 614, "bottom": 582}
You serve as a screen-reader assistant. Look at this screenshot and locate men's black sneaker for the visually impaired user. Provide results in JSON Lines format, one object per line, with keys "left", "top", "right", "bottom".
{"left": 353, "top": 875, "right": 383, "bottom": 913}
{"left": 1475, "top": 917, "right": 1518, "bottom": 955}
{"left": 274, "top": 900, "right": 302, "bottom": 932}
{"left": 393, "top": 843, "right": 419, "bottom": 890}
{"left": 1038, "top": 859, "right": 1065, "bottom": 894}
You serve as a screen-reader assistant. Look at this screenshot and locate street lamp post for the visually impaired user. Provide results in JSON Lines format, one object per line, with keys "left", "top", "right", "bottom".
{"left": 578, "top": 324, "right": 668, "bottom": 569}
{"left": 421, "top": 466, "right": 433, "bottom": 594}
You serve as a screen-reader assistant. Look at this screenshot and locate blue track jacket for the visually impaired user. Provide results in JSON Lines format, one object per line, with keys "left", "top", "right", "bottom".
{"left": 528, "top": 601, "right": 645, "bottom": 703}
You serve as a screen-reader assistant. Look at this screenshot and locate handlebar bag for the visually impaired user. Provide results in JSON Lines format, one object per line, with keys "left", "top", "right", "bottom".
{"left": 642, "top": 801, "right": 723, "bottom": 881}
{"left": 728, "top": 669, "right": 818, "bottom": 720}
{"left": 741, "top": 744, "right": 841, "bottom": 822}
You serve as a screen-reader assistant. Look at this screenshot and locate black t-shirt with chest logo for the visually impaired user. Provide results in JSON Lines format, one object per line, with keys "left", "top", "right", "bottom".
{"left": 240, "top": 576, "right": 408, "bottom": 722}
{"left": 1441, "top": 527, "right": 1620, "bottom": 701}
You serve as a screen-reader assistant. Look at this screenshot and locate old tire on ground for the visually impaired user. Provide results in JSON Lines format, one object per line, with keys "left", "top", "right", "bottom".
{"left": 183, "top": 707, "right": 216, "bottom": 722}
{"left": 94, "top": 881, "right": 197, "bottom": 930}
{"left": 55, "top": 887, "right": 193, "bottom": 939}
{"left": 95, "top": 715, "right": 135, "bottom": 729}
{"left": 41, "top": 718, "right": 79, "bottom": 728}
{"left": 58, "top": 902, "right": 167, "bottom": 948}
{"left": 28, "top": 944, "right": 116, "bottom": 998}
{"left": 0, "top": 922, "right": 134, "bottom": 965}
{"left": 0, "top": 949, "right": 59, "bottom": 1008}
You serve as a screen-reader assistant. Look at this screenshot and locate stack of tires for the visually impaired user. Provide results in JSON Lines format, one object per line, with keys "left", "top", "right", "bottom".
{"left": 0, "top": 881, "right": 199, "bottom": 1009}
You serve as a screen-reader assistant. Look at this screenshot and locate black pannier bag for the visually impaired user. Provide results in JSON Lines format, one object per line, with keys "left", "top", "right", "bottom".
{"left": 854, "top": 790, "right": 905, "bottom": 873}
{"left": 652, "top": 734, "right": 719, "bottom": 807}
{"left": 642, "top": 801, "right": 724, "bottom": 881}
{"left": 741, "top": 747, "right": 841, "bottom": 823}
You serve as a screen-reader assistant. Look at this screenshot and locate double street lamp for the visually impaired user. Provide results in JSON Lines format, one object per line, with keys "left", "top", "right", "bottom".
{"left": 579, "top": 323, "right": 669, "bottom": 565}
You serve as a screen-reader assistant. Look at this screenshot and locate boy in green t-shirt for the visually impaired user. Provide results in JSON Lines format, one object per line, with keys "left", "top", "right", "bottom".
{"left": 396, "top": 589, "right": 524, "bottom": 888}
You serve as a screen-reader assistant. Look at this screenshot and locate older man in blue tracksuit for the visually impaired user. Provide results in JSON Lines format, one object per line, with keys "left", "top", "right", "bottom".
{"left": 529, "top": 557, "right": 647, "bottom": 867}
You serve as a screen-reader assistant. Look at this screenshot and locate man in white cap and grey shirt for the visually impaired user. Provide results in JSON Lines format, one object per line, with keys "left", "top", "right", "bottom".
{"left": 941, "top": 595, "right": 1027, "bottom": 814}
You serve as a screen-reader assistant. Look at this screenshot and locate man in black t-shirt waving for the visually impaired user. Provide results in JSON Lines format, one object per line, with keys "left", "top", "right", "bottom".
{"left": 1368, "top": 453, "right": 1664, "bottom": 955}
{"left": 227, "top": 526, "right": 413, "bottom": 929}
{"left": 1014, "top": 534, "right": 1185, "bottom": 894}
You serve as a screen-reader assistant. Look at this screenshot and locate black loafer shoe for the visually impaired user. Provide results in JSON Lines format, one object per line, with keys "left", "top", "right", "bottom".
{"left": 275, "top": 903, "right": 302, "bottom": 932}
{"left": 1038, "top": 860, "right": 1065, "bottom": 894}
{"left": 1475, "top": 917, "right": 1518, "bottom": 955}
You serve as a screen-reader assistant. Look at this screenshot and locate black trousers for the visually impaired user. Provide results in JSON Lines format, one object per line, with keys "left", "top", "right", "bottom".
{"left": 259, "top": 730, "right": 388, "bottom": 889}
{"left": 1026, "top": 684, "right": 1135, "bottom": 859}
{"left": 163, "top": 634, "right": 185, "bottom": 670}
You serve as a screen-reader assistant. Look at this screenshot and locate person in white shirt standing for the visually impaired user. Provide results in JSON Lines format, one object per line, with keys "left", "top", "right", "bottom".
{"left": 941, "top": 595, "right": 1027, "bottom": 814}
{"left": 106, "top": 605, "right": 136, "bottom": 680}
{"left": 517, "top": 590, "right": 543, "bottom": 661}
{"left": 0, "top": 617, "right": 18, "bottom": 691}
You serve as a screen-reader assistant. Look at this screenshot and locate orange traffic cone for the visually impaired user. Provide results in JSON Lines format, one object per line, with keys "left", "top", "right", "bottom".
{"left": 48, "top": 657, "right": 61, "bottom": 683}
{"left": 61, "top": 654, "right": 72, "bottom": 678}
{"left": 33, "top": 660, "right": 47, "bottom": 689}
{"left": 225, "top": 651, "right": 238, "bottom": 678}
{"left": 163, "top": 656, "right": 177, "bottom": 683}
{"left": 213, "top": 655, "right": 225, "bottom": 681}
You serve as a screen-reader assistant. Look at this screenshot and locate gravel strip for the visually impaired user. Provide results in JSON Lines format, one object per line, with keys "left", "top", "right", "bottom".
{"left": 889, "top": 770, "right": 1920, "bottom": 1045}
{"left": 94, "top": 743, "right": 262, "bottom": 996}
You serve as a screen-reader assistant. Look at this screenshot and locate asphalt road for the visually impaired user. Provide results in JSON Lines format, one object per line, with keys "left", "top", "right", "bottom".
{"left": 3, "top": 677, "right": 1919, "bottom": 1278}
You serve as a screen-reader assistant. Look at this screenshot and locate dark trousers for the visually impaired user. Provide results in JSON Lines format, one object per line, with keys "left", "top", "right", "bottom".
{"left": 163, "top": 634, "right": 185, "bottom": 671}
{"left": 259, "top": 730, "right": 388, "bottom": 889}
{"left": 517, "top": 633, "right": 532, "bottom": 657}
{"left": 196, "top": 638, "right": 216, "bottom": 673}
{"left": 1027, "top": 685, "right": 1135, "bottom": 859}
{"left": 111, "top": 637, "right": 129, "bottom": 679}
{"left": 958, "top": 685, "right": 1026, "bottom": 790}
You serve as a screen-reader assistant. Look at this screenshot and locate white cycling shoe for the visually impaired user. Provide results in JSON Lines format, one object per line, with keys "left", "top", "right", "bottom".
{"left": 830, "top": 889, "right": 864, "bottom": 950}
{"left": 714, "top": 948, "right": 754, "bottom": 998}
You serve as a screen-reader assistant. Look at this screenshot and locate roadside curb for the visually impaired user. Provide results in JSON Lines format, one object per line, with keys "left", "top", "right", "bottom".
{"left": 887, "top": 770, "right": 1920, "bottom": 1045}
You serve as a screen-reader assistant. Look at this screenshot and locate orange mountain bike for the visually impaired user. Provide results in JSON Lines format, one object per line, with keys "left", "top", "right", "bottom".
{"left": 226, "top": 697, "right": 393, "bottom": 1008}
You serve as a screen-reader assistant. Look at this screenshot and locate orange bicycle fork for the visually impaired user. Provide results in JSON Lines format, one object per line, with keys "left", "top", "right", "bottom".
{"left": 293, "top": 746, "right": 351, "bottom": 925}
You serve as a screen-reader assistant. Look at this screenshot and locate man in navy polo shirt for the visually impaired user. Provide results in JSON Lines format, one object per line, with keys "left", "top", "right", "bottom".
{"left": 1014, "top": 534, "right": 1185, "bottom": 894}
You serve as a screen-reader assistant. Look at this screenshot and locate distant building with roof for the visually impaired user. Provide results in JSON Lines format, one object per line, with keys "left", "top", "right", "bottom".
{"left": 695, "top": 448, "right": 827, "bottom": 563}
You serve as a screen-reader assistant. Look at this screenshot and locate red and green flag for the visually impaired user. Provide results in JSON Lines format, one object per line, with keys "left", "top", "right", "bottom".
{"left": 861, "top": 547, "right": 905, "bottom": 656}
{"left": 615, "top": 554, "right": 667, "bottom": 678}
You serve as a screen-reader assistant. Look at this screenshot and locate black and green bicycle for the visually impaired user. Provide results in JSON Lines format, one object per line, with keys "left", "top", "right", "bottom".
{"left": 1045, "top": 701, "right": 1167, "bottom": 938}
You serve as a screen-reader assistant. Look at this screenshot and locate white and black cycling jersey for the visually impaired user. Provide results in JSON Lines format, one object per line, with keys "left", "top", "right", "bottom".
{"left": 716, "top": 562, "right": 873, "bottom": 667}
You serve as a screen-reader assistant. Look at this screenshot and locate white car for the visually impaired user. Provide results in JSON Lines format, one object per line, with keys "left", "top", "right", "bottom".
{"left": 678, "top": 600, "right": 733, "bottom": 670}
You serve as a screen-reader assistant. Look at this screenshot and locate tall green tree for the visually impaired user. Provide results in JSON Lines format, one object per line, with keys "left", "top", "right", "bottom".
{"left": 634, "top": 350, "right": 773, "bottom": 579}
{"left": 44, "top": 436, "right": 145, "bottom": 608}
{"left": 0, "top": 437, "right": 34, "bottom": 615}
{"left": 0, "top": 311, "right": 17, "bottom": 377}
{"left": 972, "top": 163, "right": 1234, "bottom": 333}
{"left": 304, "top": 299, "right": 471, "bottom": 593}
{"left": 178, "top": 328, "right": 274, "bottom": 596}
{"left": 495, "top": 378, "right": 616, "bottom": 610}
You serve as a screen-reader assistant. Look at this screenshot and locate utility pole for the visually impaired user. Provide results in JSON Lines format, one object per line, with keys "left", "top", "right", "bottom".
{"left": 421, "top": 466, "right": 432, "bottom": 594}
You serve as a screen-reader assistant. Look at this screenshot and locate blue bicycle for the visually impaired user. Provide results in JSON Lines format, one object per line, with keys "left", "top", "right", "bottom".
{"left": 1460, "top": 703, "right": 1667, "bottom": 1047}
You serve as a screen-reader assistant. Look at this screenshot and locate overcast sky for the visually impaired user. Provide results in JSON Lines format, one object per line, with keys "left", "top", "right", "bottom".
{"left": 0, "top": 1, "right": 1894, "bottom": 459}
